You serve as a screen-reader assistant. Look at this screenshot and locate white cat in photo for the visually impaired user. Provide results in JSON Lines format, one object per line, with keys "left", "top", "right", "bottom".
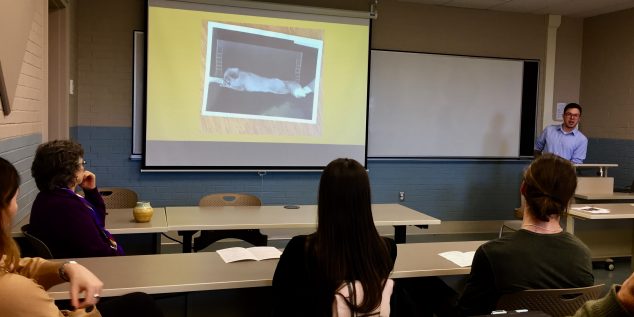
{"left": 222, "top": 67, "right": 312, "bottom": 98}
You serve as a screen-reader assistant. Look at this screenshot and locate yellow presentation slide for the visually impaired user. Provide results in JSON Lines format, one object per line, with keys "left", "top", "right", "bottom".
{"left": 146, "top": 6, "right": 369, "bottom": 146}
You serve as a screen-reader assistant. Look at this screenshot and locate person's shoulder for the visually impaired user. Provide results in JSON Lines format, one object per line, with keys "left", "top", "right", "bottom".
{"left": 285, "top": 235, "right": 309, "bottom": 252}
{"left": 556, "top": 232, "right": 591, "bottom": 249}
{"left": 382, "top": 236, "right": 396, "bottom": 248}
{"left": 575, "top": 129, "right": 588, "bottom": 140}
{"left": 539, "top": 124, "right": 559, "bottom": 134}
{"left": 477, "top": 233, "right": 519, "bottom": 255}
{"left": 288, "top": 235, "right": 308, "bottom": 244}
{"left": 381, "top": 237, "right": 397, "bottom": 260}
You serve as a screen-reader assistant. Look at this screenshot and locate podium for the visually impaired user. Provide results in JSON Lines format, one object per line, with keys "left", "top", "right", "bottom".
{"left": 574, "top": 164, "right": 617, "bottom": 196}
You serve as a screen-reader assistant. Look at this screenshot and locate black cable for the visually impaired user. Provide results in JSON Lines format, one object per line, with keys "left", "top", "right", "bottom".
{"left": 161, "top": 233, "right": 183, "bottom": 245}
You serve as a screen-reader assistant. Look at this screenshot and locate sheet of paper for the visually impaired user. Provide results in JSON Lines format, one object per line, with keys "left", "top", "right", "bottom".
{"left": 217, "top": 247, "right": 258, "bottom": 263}
{"left": 248, "top": 246, "right": 282, "bottom": 261}
{"left": 438, "top": 250, "right": 476, "bottom": 267}
{"left": 216, "top": 246, "right": 282, "bottom": 263}
{"left": 571, "top": 206, "right": 610, "bottom": 214}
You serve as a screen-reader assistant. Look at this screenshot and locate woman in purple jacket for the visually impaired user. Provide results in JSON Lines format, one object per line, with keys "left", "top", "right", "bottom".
{"left": 29, "top": 140, "right": 124, "bottom": 258}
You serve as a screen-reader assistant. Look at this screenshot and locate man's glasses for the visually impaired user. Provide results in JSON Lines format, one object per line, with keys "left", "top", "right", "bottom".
{"left": 564, "top": 113, "right": 580, "bottom": 118}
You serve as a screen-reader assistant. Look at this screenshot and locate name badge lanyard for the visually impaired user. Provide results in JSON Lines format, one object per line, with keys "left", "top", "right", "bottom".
{"left": 62, "top": 188, "right": 119, "bottom": 251}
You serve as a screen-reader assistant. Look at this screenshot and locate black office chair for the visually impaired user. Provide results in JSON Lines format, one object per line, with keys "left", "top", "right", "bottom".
{"left": 21, "top": 224, "right": 54, "bottom": 259}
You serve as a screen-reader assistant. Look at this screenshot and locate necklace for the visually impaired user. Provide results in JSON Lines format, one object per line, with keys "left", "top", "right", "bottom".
{"left": 521, "top": 223, "right": 562, "bottom": 233}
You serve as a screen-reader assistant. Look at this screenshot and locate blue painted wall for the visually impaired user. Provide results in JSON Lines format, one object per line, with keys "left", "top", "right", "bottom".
{"left": 586, "top": 138, "right": 634, "bottom": 189}
{"left": 73, "top": 126, "right": 530, "bottom": 221}
{"left": 0, "top": 134, "right": 42, "bottom": 222}
{"left": 4, "top": 129, "right": 623, "bottom": 223}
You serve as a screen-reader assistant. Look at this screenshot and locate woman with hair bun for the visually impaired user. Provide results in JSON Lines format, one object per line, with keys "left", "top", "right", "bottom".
{"left": 458, "top": 154, "right": 594, "bottom": 316}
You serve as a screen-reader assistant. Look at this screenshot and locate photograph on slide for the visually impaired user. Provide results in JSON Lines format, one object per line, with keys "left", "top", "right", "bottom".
{"left": 201, "top": 21, "right": 323, "bottom": 132}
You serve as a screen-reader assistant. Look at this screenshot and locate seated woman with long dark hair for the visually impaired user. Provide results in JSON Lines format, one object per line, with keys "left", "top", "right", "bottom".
{"left": 29, "top": 140, "right": 123, "bottom": 258}
{"left": 459, "top": 154, "right": 594, "bottom": 315}
{"left": 271, "top": 158, "right": 402, "bottom": 316}
{"left": 0, "top": 157, "right": 163, "bottom": 317}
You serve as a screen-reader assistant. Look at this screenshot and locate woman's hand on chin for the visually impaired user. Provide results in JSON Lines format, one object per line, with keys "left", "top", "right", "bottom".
{"left": 78, "top": 171, "right": 97, "bottom": 190}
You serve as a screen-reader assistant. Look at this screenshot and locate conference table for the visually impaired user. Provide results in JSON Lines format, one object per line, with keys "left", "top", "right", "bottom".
{"left": 47, "top": 240, "right": 484, "bottom": 300}
{"left": 566, "top": 203, "right": 634, "bottom": 270}
{"left": 11, "top": 208, "right": 169, "bottom": 253}
{"left": 166, "top": 204, "right": 441, "bottom": 252}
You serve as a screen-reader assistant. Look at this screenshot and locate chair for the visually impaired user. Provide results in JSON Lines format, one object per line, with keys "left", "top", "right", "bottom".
{"left": 21, "top": 224, "right": 54, "bottom": 259}
{"left": 496, "top": 284, "right": 604, "bottom": 317}
{"left": 193, "top": 193, "right": 268, "bottom": 252}
{"left": 498, "top": 220, "right": 522, "bottom": 238}
{"left": 99, "top": 187, "right": 138, "bottom": 209}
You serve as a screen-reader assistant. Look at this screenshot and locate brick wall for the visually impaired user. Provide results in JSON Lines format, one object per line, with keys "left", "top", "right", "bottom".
{"left": 0, "top": 0, "right": 47, "bottom": 223}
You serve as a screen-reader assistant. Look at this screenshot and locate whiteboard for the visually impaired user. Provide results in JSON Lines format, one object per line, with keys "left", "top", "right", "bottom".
{"left": 368, "top": 50, "right": 531, "bottom": 158}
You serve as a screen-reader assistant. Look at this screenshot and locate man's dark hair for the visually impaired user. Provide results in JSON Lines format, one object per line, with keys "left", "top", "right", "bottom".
{"left": 564, "top": 103, "right": 582, "bottom": 115}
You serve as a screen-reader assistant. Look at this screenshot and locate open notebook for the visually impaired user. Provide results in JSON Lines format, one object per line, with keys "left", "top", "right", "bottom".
{"left": 217, "top": 246, "right": 282, "bottom": 263}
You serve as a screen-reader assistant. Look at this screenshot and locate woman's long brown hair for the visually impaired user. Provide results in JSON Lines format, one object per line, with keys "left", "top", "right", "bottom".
{"left": 311, "top": 158, "right": 393, "bottom": 315}
{"left": 0, "top": 157, "right": 21, "bottom": 271}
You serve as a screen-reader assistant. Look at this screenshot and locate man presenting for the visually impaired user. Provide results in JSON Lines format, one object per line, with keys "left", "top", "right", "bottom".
{"left": 534, "top": 103, "right": 588, "bottom": 164}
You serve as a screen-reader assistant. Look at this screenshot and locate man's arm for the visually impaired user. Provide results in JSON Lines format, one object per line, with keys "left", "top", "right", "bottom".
{"left": 570, "top": 138, "right": 588, "bottom": 164}
{"left": 534, "top": 127, "right": 547, "bottom": 154}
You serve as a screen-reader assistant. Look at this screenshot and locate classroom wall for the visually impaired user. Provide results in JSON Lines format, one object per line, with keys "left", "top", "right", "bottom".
{"left": 553, "top": 17, "right": 584, "bottom": 116}
{"left": 0, "top": 0, "right": 47, "bottom": 224}
{"left": 68, "top": 0, "right": 592, "bottom": 221}
{"left": 580, "top": 8, "right": 634, "bottom": 187}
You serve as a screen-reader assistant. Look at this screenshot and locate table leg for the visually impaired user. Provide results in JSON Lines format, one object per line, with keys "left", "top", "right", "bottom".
{"left": 153, "top": 233, "right": 161, "bottom": 254}
{"left": 178, "top": 231, "right": 196, "bottom": 253}
{"left": 565, "top": 215, "right": 575, "bottom": 234}
{"left": 394, "top": 226, "right": 406, "bottom": 244}
{"left": 631, "top": 221, "right": 634, "bottom": 272}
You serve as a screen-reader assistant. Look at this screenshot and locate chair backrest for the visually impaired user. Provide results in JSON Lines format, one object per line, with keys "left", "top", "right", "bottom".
{"left": 199, "top": 193, "right": 262, "bottom": 207}
{"left": 99, "top": 187, "right": 138, "bottom": 209}
{"left": 21, "top": 224, "right": 54, "bottom": 259}
{"left": 496, "top": 284, "right": 604, "bottom": 317}
{"left": 498, "top": 220, "right": 522, "bottom": 238}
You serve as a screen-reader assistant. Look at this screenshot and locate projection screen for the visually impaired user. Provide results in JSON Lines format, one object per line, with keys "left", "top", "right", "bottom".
{"left": 145, "top": 0, "right": 371, "bottom": 170}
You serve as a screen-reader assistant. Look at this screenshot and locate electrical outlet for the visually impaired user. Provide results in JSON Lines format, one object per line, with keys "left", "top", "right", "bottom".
{"left": 399, "top": 191, "right": 404, "bottom": 202}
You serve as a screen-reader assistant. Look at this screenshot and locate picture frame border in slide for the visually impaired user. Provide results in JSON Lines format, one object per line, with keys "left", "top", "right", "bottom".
{"left": 201, "top": 21, "right": 323, "bottom": 124}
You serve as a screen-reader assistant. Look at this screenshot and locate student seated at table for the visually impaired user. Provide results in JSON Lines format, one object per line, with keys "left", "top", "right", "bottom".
{"left": 458, "top": 154, "right": 594, "bottom": 316}
{"left": 271, "top": 158, "right": 414, "bottom": 317}
{"left": 29, "top": 140, "right": 124, "bottom": 258}
{"left": 0, "top": 157, "right": 163, "bottom": 317}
